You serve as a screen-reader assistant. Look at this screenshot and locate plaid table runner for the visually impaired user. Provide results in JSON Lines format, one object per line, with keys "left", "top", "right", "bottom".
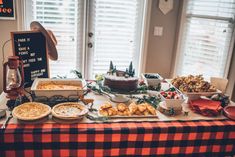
{"left": 0, "top": 119, "right": 235, "bottom": 157}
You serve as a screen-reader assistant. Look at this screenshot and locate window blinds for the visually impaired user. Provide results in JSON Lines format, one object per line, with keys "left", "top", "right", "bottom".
{"left": 178, "top": 0, "right": 235, "bottom": 78}
{"left": 26, "top": 0, "right": 144, "bottom": 79}
{"left": 88, "top": 0, "right": 143, "bottom": 78}
{"left": 28, "top": 0, "right": 84, "bottom": 78}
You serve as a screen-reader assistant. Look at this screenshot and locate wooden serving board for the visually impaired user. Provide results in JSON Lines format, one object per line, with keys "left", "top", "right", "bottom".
{"left": 98, "top": 112, "right": 158, "bottom": 119}
{"left": 107, "top": 115, "right": 158, "bottom": 119}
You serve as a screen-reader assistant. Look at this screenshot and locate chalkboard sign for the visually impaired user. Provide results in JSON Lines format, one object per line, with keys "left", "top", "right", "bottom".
{"left": 11, "top": 31, "right": 49, "bottom": 88}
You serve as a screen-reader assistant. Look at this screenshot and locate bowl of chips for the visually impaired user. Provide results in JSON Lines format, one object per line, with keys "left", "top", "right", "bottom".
{"left": 171, "top": 75, "right": 219, "bottom": 100}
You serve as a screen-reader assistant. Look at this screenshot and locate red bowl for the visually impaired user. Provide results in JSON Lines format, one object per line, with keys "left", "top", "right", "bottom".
{"left": 224, "top": 106, "right": 235, "bottom": 120}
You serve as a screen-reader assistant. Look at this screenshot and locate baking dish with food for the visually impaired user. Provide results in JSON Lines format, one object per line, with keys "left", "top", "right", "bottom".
{"left": 31, "top": 78, "right": 86, "bottom": 98}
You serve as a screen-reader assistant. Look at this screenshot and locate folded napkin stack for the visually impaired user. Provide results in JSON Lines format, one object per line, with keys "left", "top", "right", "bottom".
{"left": 189, "top": 98, "right": 222, "bottom": 116}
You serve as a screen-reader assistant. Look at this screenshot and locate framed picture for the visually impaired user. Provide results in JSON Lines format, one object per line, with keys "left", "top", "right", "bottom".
{"left": 0, "top": 0, "right": 15, "bottom": 20}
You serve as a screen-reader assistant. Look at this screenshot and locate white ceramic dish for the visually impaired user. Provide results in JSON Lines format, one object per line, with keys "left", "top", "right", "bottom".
{"left": 31, "top": 78, "right": 86, "bottom": 98}
{"left": 163, "top": 98, "right": 185, "bottom": 109}
{"left": 184, "top": 90, "right": 221, "bottom": 101}
{"left": 165, "top": 79, "right": 221, "bottom": 101}
{"left": 141, "top": 73, "right": 163, "bottom": 87}
{"left": 160, "top": 93, "right": 185, "bottom": 109}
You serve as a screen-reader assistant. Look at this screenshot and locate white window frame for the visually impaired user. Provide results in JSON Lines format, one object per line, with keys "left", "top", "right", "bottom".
{"left": 18, "top": 0, "right": 151, "bottom": 79}
{"left": 173, "top": 0, "right": 235, "bottom": 78}
{"left": 139, "top": 0, "right": 152, "bottom": 75}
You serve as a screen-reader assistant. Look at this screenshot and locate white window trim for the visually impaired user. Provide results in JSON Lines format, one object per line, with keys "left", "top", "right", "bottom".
{"left": 82, "top": 0, "right": 89, "bottom": 78}
{"left": 82, "top": 0, "right": 152, "bottom": 78}
{"left": 173, "top": 0, "right": 235, "bottom": 78}
{"left": 138, "top": 0, "right": 152, "bottom": 75}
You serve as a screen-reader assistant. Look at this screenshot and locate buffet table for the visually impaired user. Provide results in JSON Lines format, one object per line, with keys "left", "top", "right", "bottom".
{"left": 1, "top": 92, "right": 235, "bottom": 157}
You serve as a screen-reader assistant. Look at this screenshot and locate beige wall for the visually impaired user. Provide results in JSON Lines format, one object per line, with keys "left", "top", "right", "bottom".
{"left": 0, "top": 20, "right": 18, "bottom": 92}
{"left": 145, "top": 0, "right": 181, "bottom": 78}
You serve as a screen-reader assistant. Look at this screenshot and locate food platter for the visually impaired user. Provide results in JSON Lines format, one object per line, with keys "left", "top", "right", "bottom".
{"left": 12, "top": 102, "right": 51, "bottom": 121}
{"left": 51, "top": 102, "right": 88, "bottom": 120}
{"left": 169, "top": 75, "right": 221, "bottom": 101}
{"left": 98, "top": 102, "right": 158, "bottom": 118}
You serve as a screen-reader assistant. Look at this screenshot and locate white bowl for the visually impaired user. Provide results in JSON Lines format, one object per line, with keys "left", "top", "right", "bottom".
{"left": 164, "top": 98, "right": 185, "bottom": 109}
{"left": 141, "top": 73, "right": 163, "bottom": 87}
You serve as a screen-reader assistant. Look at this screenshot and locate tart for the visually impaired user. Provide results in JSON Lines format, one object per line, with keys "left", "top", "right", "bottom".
{"left": 52, "top": 102, "right": 88, "bottom": 120}
{"left": 12, "top": 102, "right": 51, "bottom": 121}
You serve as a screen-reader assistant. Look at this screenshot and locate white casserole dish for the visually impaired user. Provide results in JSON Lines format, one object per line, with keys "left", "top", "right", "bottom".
{"left": 31, "top": 78, "right": 86, "bottom": 98}
{"left": 141, "top": 73, "right": 163, "bottom": 87}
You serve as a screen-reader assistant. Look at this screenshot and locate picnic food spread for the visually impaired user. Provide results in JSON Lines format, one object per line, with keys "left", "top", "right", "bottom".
{"left": 4, "top": 61, "right": 232, "bottom": 123}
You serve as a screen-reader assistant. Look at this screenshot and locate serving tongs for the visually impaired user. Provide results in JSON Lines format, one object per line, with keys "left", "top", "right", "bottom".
{"left": 101, "top": 92, "right": 130, "bottom": 103}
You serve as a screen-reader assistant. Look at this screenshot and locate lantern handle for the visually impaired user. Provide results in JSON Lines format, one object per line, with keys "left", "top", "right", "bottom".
{"left": 3, "top": 62, "right": 9, "bottom": 93}
{"left": 19, "top": 60, "right": 24, "bottom": 89}
{"left": 2, "top": 39, "right": 19, "bottom": 65}
{"left": 2, "top": 39, "right": 11, "bottom": 65}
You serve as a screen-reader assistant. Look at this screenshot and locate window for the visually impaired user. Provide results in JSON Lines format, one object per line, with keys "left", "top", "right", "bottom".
{"left": 175, "top": 0, "right": 235, "bottom": 78}
{"left": 25, "top": 0, "right": 84, "bottom": 78}
{"left": 87, "top": 0, "right": 144, "bottom": 78}
{"left": 25, "top": 0, "right": 146, "bottom": 79}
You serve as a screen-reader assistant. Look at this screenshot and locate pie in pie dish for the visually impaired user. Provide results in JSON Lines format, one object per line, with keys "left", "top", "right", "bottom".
{"left": 12, "top": 102, "right": 51, "bottom": 121}
{"left": 52, "top": 102, "right": 88, "bottom": 120}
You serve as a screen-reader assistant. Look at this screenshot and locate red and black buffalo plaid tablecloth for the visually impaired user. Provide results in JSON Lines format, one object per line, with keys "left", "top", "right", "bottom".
{"left": 1, "top": 119, "right": 235, "bottom": 157}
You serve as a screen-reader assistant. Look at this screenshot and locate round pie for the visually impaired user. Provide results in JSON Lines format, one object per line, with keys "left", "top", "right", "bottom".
{"left": 12, "top": 102, "right": 51, "bottom": 121}
{"left": 52, "top": 102, "right": 88, "bottom": 120}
